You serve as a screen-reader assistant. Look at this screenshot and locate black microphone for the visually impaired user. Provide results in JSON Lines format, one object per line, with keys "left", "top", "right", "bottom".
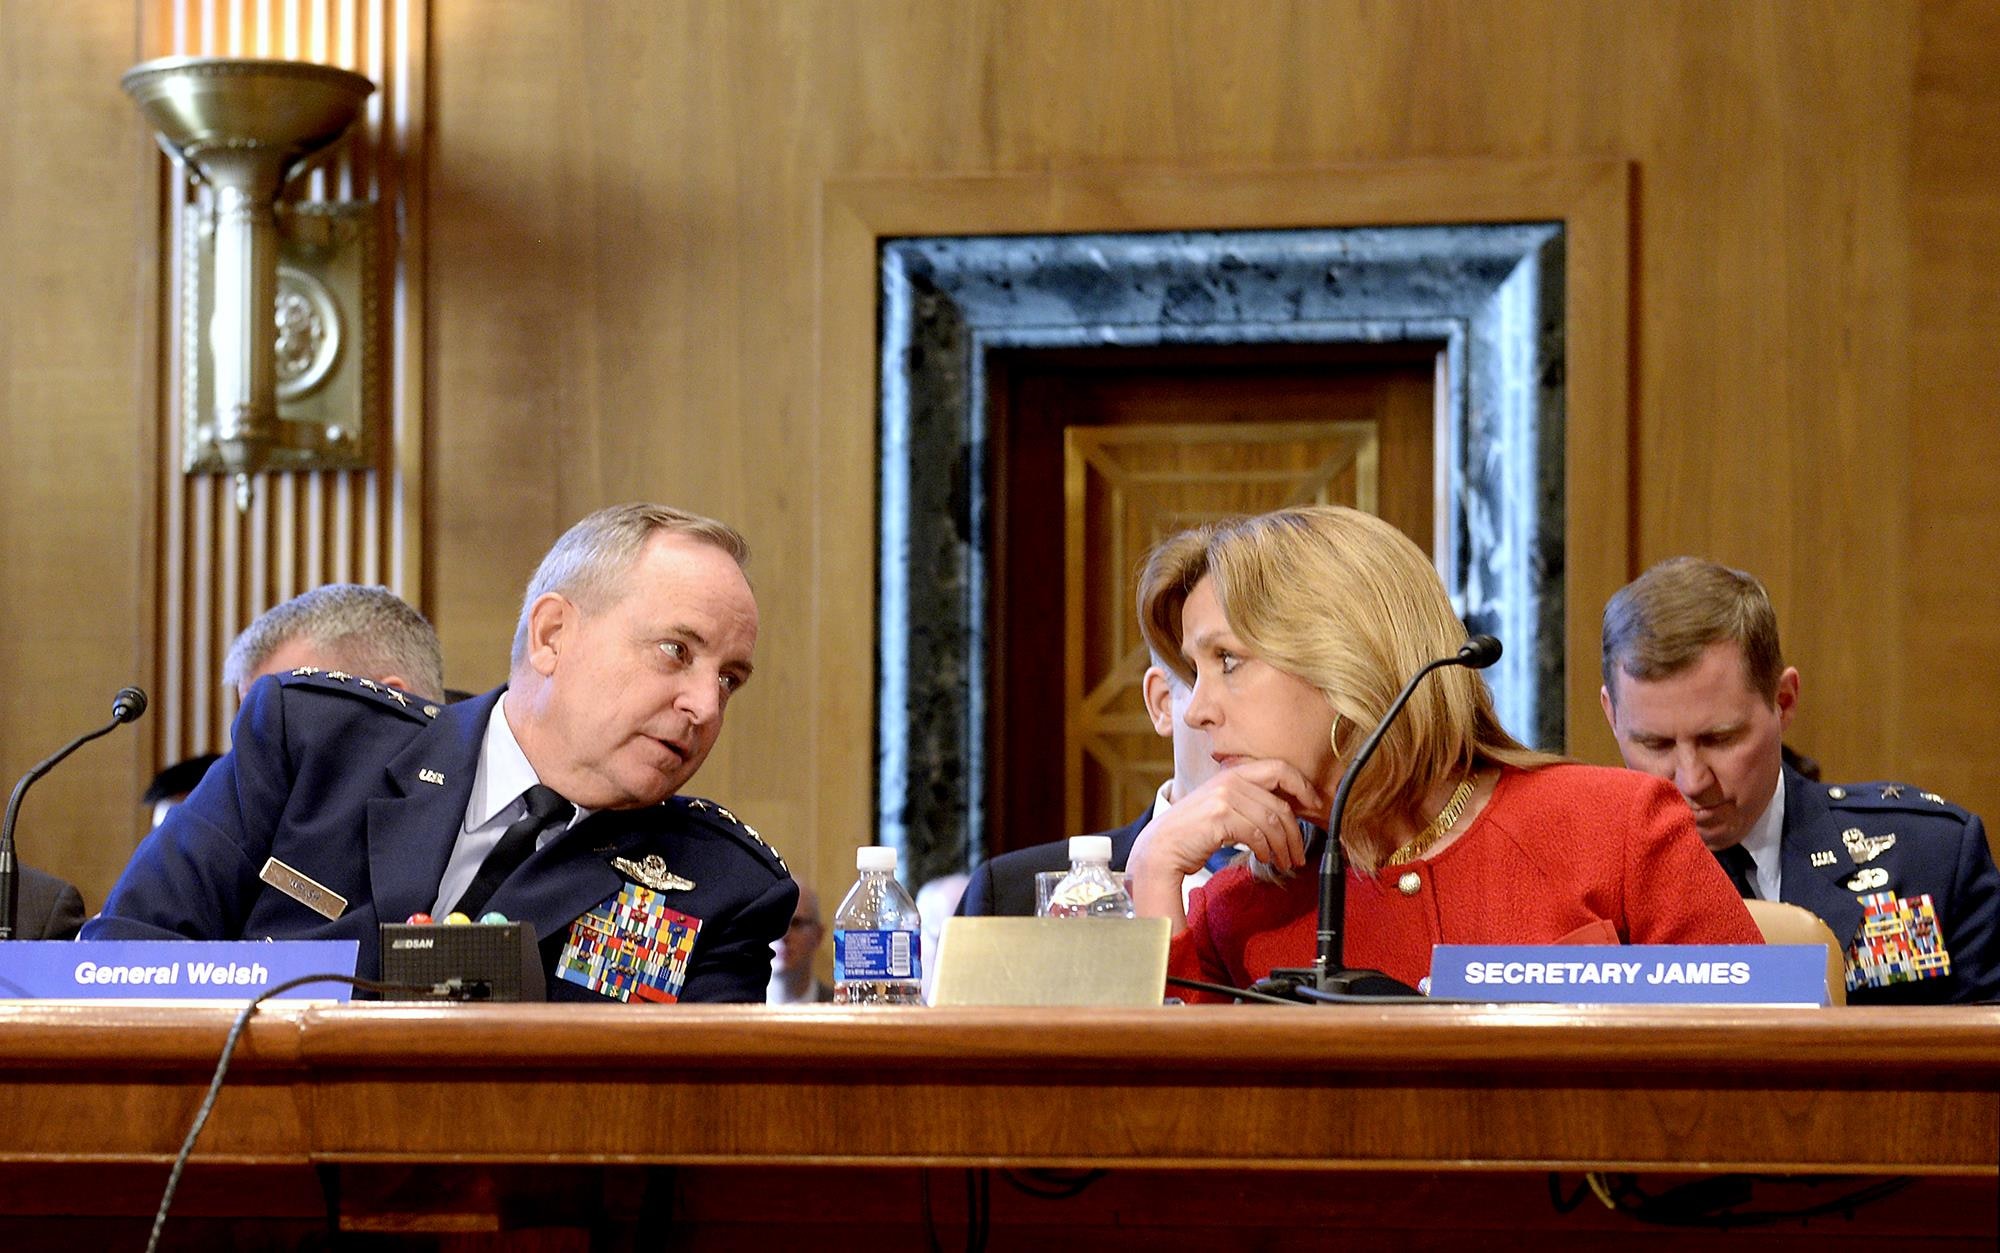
{"left": 0, "top": 686, "right": 150, "bottom": 940}
{"left": 1255, "top": 635, "right": 1503, "bottom": 1003}
{"left": 1457, "top": 634, "right": 1503, "bottom": 669}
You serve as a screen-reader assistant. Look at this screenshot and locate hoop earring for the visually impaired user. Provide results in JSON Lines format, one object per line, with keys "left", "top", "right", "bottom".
{"left": 1330, "top": 713, "right": 1345, "bottom": 756}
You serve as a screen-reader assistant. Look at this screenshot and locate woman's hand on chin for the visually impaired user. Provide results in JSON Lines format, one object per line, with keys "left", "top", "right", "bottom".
{"left": 1127, "top": 759, "right": 1321, "bottom": 924}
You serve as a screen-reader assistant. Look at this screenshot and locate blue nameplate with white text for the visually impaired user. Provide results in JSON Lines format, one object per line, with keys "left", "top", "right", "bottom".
{"left": 0, "top": 941, "right": 359, "bottom": 1002}
{"left": 1428, "top": 945, "right": 1829, "bottom": 1006}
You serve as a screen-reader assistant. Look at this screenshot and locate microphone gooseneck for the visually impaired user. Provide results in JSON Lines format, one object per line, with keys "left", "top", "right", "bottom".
{"left": 1256, "top": 635, "right": 1503, "bottom": 1002}
{"left": 0, "top": 686, "right": 150, "bottom": 941}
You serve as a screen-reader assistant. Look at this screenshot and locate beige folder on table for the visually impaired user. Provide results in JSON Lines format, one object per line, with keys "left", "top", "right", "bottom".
{"left": 930, "top": 915, "right": 1171, "bottom": 1007}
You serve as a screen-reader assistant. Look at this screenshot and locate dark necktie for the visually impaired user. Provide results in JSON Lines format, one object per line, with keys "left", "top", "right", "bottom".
{"left": 1717, "top": 844, "right": 1759, "bottom": 900}
{"left": 452, "top": 784, "right": 573, "bottom": 919}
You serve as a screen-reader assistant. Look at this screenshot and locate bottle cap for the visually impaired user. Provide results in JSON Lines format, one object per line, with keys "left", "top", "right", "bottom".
{"left": 1068, "top": 834, "right": 1113, "bottom": 864}
{"left": 856, "top": 845, "right": 898, "bottom": 873}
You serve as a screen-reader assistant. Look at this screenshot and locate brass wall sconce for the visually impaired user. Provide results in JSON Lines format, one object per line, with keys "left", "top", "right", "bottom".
{"left": 123, "top": 57, "right": 379, "bottom": 509}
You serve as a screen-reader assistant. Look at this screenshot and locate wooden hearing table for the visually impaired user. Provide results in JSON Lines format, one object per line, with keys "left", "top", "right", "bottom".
{"left": 0, "top": 1002, "right": 1995, "bottom": 1246}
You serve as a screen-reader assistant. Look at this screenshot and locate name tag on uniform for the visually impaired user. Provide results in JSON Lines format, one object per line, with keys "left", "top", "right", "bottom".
{"left": 259, "top": 857, "right": 348, "bottom": 920}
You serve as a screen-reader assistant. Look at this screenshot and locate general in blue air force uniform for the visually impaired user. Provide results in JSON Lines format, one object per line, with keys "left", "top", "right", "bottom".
{"left": 1602, "top": 556, "right": 2000, "bottom": 1005}
{"left": 86, "top": 503, "right": 796, "bottom": 1004}
{"left": 1775, "top": 766, "right": 2000, "bottom": 1003}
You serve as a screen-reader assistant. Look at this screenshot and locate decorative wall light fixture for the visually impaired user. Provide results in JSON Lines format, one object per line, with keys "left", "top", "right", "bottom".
{"left": 123, "top": 57, "right": 379, "bottom": 509}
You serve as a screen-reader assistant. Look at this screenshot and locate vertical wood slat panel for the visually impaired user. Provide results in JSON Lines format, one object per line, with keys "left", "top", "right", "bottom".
{"left": 151, "top": 0, "right": 426, "bottom": 761}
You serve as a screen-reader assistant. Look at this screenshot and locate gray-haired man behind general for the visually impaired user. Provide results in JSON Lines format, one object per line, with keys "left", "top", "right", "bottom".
{"left": 1600, "top": 557, "right": 2000, "bottom": 1004}
{"left": 224, "top": 582, "right": 446, "bottom": 703}
{"left": 86, "top": 503, "right": 796, "bottom": 1002}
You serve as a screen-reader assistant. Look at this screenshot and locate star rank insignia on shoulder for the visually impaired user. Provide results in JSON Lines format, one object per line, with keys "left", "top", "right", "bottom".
{"left": 279, "top": 668, "right": 435, "bottom": 721}
{"left": 681, "top": 796, "right": 789, "bottom": 874}
{"left": 1827, "top": 782, "right": 1966, "bottom": 817}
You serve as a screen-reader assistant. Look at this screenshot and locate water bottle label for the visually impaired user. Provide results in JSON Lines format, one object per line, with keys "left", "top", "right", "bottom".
{"left": 835, "top": 928, "right": 921, "bottom": 980}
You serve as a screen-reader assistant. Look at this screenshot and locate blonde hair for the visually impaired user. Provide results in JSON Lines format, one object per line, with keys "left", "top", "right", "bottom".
{"left": 1138, "top": 505, "right": 1557, "bottom": 872}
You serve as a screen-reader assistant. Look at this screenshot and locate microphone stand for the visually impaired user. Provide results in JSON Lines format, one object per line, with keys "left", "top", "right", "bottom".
{"left": 1254, "top": 637, "right": 1500, "bottom": 1003}
{"left": 0, "top": 687, "right": 147, "bottom": 940}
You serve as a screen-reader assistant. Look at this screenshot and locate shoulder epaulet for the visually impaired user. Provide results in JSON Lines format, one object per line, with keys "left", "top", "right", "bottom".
{"left": 1823, "top": 781, "right": 1972, "bottom": 821}
{"left": 278, "top": 669, "right": 440, "bottom": 722}
{"left": 674, "top": 795, "right": 789, "bottom": 875}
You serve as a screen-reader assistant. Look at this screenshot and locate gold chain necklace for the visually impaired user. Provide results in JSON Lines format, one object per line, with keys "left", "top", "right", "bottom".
{"left": 1384, "top": 777, "right": 1476, "bottom": 866}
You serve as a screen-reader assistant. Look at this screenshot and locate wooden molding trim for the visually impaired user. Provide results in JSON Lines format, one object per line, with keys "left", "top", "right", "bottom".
{"left": 818, "top": 159, "right": 1634, "bottom": 852}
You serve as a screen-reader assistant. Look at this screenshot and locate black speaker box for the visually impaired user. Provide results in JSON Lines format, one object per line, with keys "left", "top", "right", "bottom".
{"left": 378, "top": 922, "right": 545, "bottom": 1001}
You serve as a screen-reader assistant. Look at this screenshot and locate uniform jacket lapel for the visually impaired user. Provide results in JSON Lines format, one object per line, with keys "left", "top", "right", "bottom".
{"left": 486, "top": 806, "right": 638, "bottom": 946}
{"left": 366, "top": 688, "right": 498, "bottom": 928}
{"left": 1779, "top": 764, "right": 1863, "bottom": 948}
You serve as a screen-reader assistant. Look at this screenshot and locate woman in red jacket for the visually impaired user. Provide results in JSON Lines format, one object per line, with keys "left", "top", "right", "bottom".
{"left": 1126, "top": 506, "right": 1760, "bottom": 998}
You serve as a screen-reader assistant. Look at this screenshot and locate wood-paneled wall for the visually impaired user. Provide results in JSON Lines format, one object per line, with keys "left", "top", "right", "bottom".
{"left": 0, "top": 0, "right": 150, "bottom": 904}
{"left": 2, "top": 1, "right": 1995, "bottom": 925}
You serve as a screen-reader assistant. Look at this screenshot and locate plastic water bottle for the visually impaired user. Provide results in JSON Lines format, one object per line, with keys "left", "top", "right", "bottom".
{"left": 832, "top": 846, "right": 924, "bottom": 1005}
{"left": 1044, "top": 835, "right": 1136, "bottom": 918}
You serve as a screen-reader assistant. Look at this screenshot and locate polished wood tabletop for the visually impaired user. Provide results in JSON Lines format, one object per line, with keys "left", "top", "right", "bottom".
{"left": 4, "top": 1001, "right": 1998, "bottom": 1175}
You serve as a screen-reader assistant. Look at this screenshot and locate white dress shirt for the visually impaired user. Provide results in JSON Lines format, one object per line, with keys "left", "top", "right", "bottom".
{"left": 1733, "top": 774, "right": 1787, "bottom": 902}
{"left": 429, "top": 696, "right": 588, "bottom": 918}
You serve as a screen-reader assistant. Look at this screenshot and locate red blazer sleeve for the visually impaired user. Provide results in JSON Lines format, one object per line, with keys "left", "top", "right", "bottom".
{"left": 1166, "top": 884, "right": 1240, "bottom": 1004}
{"left": 1622, "top": 774, "right": 1763, "bottom": 945}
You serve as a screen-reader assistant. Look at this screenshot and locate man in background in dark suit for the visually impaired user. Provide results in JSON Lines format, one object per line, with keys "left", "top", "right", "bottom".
{"left": 86, "top": 503, "right": 795, "bottom": 1003}
{"left": 958, "top": 652, "right": 1220, "bottom": 917}
{"left": 1602, "top": 557, "right": 2000, "bottom": 1004}
{"left": 141, "top": 753, "right": 220, "bottom": 831}
{"left": 15, "top": 864, "right": 83, "bottom": 940}
{"left": 766, "top": 881, "right": 834, "bottom": 1003}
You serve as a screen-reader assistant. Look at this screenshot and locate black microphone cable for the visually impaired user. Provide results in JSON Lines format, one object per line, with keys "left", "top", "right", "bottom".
{"left": 999, "top": 1168, "right": 1105, "bottom": 1200}
{"left": 1170, "top": 973, "right": 1482, "bottom": 1006}
{"left": 146, "top": 971, "right": 493, "bottom": 1253}
{"left": 1547, "top": 1170, "right": 1914, "bottom": 1229}
{"left": 1167, "top": 974, "right": 1310, "bottom": 1006}
{"left": 920, "top": 1165, "right": 990, "bottom": 1253}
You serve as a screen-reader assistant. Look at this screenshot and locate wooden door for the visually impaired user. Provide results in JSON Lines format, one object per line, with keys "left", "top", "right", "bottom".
{"left": 988, "top": 343, "right": 1439, "bottom": 853}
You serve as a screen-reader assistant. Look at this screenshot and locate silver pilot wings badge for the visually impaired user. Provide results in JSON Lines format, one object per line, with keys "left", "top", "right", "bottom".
{"left": 612, "top": 853, "right": 695, "bottom": 892}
